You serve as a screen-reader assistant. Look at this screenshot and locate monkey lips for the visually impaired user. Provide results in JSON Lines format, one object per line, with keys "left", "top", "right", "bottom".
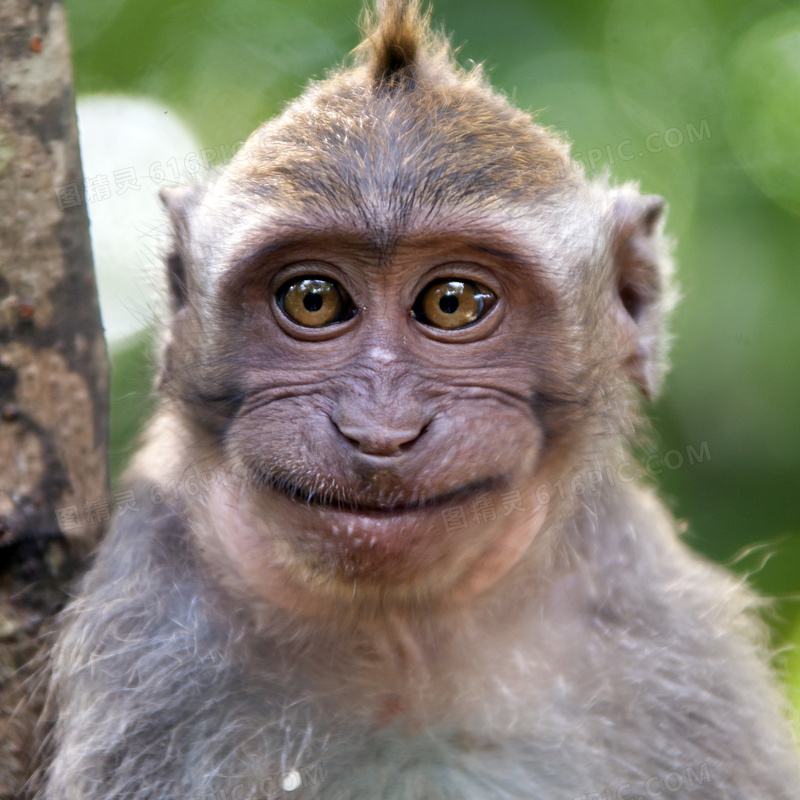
{"left": 213, "top": 420, "right": 549, "bottom": 605}
{"left": 257, "top": 460, "right": 512, "bottom": 577}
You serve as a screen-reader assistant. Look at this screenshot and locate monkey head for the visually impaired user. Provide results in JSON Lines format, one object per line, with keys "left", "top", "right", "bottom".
{"left": 153, "top": 2, "right": 672, "bottom": 615}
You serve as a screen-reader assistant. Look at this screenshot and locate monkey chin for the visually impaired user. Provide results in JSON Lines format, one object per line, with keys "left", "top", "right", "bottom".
{"left": 200, "top": 472, "right": 551, "bottom": 617}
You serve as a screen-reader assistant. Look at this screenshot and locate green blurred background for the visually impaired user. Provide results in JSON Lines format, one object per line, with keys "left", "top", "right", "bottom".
{"left": 63, "top": 0, "right": 800, "bottom": 697}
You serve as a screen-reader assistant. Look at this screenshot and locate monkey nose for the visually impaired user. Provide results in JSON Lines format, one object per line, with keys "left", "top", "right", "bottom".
{"left": 331, "top": 419, "right": 428, "bottom": 456}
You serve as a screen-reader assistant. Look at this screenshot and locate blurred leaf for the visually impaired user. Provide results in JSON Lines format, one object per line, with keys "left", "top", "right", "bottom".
{"left": 726, "top": 10, "right": 800, "bottom": 216}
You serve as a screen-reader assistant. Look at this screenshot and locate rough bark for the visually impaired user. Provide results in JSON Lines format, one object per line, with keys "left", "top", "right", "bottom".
{"left": 0, "top": 1, "right": 109, "bottom": 795}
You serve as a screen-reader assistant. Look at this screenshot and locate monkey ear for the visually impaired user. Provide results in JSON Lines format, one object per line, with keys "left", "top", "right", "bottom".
{"left": 159, "top": 185, "right": 204, "bottom": 313}
{"left": 610, "top": 190, "right": 670, "bottom": 398}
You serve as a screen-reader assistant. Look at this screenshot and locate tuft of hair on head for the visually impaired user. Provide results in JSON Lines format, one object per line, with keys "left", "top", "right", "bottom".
{"left": 359, "top": 0, "right": 434, "bottom": 88}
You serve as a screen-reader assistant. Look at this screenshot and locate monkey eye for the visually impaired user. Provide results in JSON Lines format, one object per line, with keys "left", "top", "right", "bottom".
{"left": 277, "top": 277, "right": 356, "bottom": 328}
{"left": 412, "top": 279, "right": 496, "bottom": 330}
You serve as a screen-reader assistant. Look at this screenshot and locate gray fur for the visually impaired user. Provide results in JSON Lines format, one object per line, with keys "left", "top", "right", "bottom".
{"left": 45, "top": 485, "right": 800, "bottom": 798}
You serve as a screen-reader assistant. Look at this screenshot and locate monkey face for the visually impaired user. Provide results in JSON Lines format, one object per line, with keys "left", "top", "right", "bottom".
{"left": 161, "top": 69, "right": 665, "bottom": 610}
{"left": 182, "top": 227, "right": 585, "bottom": 606}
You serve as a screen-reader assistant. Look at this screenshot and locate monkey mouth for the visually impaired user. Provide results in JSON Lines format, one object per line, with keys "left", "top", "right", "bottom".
{"left": 260, "top": 473, "right": 504, "bottom": 516}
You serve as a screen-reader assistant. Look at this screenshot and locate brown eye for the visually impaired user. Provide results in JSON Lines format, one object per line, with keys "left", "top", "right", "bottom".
{"left": 413, "top": 279, "right": 495, "bottom": 329}
{"left": 277, "top": 277, "right": 355, "bottom": 327}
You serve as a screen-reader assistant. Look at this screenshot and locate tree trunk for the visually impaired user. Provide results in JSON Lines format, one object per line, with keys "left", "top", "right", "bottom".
{"left": 0, "top": 0, "right": 109, "bottom": 795}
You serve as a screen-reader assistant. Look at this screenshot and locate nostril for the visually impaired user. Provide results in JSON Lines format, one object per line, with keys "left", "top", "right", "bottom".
{"left": 342, "top": 432, "right": 361, "bottom": 449}
{"left": 398, "top": 421, "right": 429, "bottom": 452}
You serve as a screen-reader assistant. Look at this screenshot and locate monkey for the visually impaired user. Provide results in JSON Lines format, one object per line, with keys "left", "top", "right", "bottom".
{"left": 44, "top": 2, "right": 800, "bottom": 798}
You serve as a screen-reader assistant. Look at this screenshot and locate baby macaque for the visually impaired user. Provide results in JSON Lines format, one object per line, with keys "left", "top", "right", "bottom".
{"left": 45, "top": 2, "right": 800, "bottom": 798}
